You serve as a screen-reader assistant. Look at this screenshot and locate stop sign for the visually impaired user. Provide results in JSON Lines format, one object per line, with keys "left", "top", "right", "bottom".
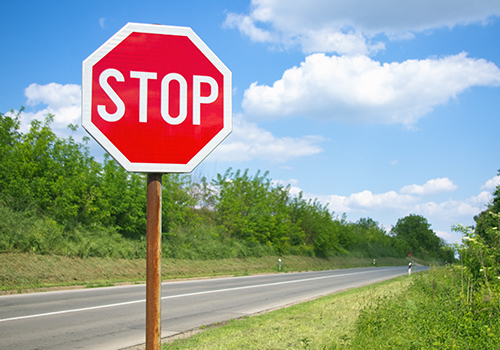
{"left": 82, "top": 23, "right": 232, "bottom": 173}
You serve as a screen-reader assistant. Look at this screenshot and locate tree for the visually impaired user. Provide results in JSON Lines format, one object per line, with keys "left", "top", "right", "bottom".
{"left": 474, "top": 169, "right": 500, "bottom": 247}
{"left": 0, "top": 110, "right": 22, "bottom": 207}
{"left": 470, "top": 169, "right": 500, "bottom": 280}
{"left": 161, "top": 173, "right": 197, "bottom": 234}
{"left": 288, "top": 193, "right": 339, "bottom": 256}
{"left": 212, "top": 169, "right": 305, "bottom": 254}
{"left": 0, "top": 112, "right": 104, "bottom": 226}
{"left": 99, "top": 155, "right": 147, "bottom": 238}
{"left": 391, "top": 214, "right": 441, "bottom": 258}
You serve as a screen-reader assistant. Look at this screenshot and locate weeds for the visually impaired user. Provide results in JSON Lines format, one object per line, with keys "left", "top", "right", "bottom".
{"left": 350, "top": 267, "right": 500, "bottom": 349}
{"left": 0, "top": 202, "right": 146, "bottom": 259}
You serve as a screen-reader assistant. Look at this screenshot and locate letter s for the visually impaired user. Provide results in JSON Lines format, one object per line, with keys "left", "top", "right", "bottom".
{"left": 97, "top": 68, "right": 125, "bottom": 122}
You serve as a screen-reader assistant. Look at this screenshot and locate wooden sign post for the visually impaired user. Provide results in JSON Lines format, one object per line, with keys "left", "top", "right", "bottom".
{"left": 146, "top": 173, "right": 162, "bottom": 349}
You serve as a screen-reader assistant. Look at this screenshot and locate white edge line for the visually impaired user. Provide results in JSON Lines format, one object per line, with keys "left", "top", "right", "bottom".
{"left": 0, "top": 269, "right": 388, "bottom": 323}
{"left": 0, "top": 299, "right": 145, "bottom": 323}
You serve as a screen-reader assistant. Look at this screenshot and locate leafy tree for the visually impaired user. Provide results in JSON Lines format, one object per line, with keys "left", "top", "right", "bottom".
{"left": 453, "top": 219, "right": 499, "bottom": 304}
{"left": 288, "top": 193, "right": 339, "bottom": 256}
{"left": 212, "top": 169, "right": 305, "bottom": 254}
{"left": 0, "top": 112, "right": 103, "bottom": 226}
{"left": 391, "top": 214, "right": 441, "bottom": 258}
{"left": 2, "top": 109, "right": 461, "bottom": 262}
{"left": 161, "top": 173, "right": 197, "bottom": 233}
{"left": 0, "top": 109, "right": 22, "bottom": 185}
{"left": 327, "top": 217, "right": 409, "bottom": 258}
{"left": 474, "top": 169, "right": 500, "bottom": 248}
{"left": 467, "top": 170, "right": 500, "bottom": 284}
{"left": 99, "top": 155, "right": 147, "bottom": 238}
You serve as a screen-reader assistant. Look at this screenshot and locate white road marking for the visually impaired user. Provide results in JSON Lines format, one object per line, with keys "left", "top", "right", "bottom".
{"left": 0, "top": 270, "right": 376, "bottom": 323}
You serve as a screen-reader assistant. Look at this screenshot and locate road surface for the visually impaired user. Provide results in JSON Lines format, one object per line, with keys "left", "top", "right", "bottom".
{"left": 0, "top": 265, "right": 425, "bottom": 349}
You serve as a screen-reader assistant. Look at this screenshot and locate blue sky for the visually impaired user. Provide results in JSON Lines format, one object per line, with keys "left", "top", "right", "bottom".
{"left": 2, "top": 0, "right": 500, "bottom": 243}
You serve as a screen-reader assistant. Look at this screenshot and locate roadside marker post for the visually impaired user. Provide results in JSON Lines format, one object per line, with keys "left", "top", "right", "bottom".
{"left": 82, "top": 23, "right": 231, "bottom": 349}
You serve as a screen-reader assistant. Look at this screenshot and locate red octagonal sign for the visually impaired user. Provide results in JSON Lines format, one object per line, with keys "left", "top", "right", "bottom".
{"left": 82, "top": 23, "right": 232, "bottom": 173}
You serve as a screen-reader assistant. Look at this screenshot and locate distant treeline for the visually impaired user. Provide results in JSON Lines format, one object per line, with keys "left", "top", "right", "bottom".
{"left": 0, "top": 110, "right": 454, "bottom": 262}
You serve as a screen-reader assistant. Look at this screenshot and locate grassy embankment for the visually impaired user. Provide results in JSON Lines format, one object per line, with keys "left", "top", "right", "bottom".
{"left": 0, "top": 252, "right": 410, "bottom": 293}
{"left": 160, "top": 266, "right": 499, "bottom": 350}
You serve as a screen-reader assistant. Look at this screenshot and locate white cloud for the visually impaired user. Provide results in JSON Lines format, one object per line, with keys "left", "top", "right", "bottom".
{"left": 481, "top": 175, "right": 500, "bottom": 191}
{"left": 25, "top": 82, "right": 80, "bottom": 112}
{"left": 99, "top": 17, "right": 106, "bottom": 29}
{"left": 465, "top": 190, "right": 493, "bottom": 209}
{"left": 320, "top": 185, "right": 487, "bottom": 220}
{"left": 242, "top": 52, "right": 500, "bottom": 126}
{"left": 415, "top": 199, "right": 482, "bottom": 221}
{"left": 318, "top": 190, "right": 418, "bottom": 214}
{"left": 21, "top": 83, "right": 81, "bottom": 133}
{"left": 209, "top": 114, "right": 325, "bottom": 162}
{"left": 224, "top": 13, "right": 277, "bottom": 43}
{"left": 298, "top": 29, "right": 385, "bottom": 56}
{"left": 226, "top": 0, "right": 500, "bottom": 54}
{"left": 400, "top": 178, "right": 457, "bottom": 196}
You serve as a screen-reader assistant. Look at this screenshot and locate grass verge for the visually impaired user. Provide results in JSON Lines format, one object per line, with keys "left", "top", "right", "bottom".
{"left": 162, "top": 274, "right": 414, "bottom": 349}
{"left": 0, "top": 252, "right": 408, "bottom": 293}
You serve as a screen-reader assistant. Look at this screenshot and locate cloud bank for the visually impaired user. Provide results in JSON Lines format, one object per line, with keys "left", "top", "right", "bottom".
{"left": 228, "top": 1, "right": 500, "bottom": 127}
{"left": 242, "top": 52, "right": 500, "bottom": 126}
{"left": 225, "top": 0, "right": 500, "bottom": 54}
{"left": 400, "top": 178, "right": 458, "bottom": 196}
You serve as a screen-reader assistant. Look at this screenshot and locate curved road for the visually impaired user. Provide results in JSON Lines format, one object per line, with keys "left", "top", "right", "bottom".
{"left": 0, "top": 265, "right": 425, "bottom": 349}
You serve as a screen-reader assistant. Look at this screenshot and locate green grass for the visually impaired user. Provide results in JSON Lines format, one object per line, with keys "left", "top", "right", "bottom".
{"left": 0, "top": 252, "right": 409, "bottom": 292}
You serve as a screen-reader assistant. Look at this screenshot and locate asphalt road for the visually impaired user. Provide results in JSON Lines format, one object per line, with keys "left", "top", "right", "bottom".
{"left": 0, "top": 265, "right": 426, "bottom": 349}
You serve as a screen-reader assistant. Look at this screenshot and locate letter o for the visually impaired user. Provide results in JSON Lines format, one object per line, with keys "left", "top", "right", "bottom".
{"left": 161, "top": 73, "right": 187, "bottom": 125}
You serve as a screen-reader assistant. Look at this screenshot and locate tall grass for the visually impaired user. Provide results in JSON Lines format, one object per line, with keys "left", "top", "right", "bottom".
{"left": 350, "top": 266, "right": 500, "bottom": 349}
{"left": 0, "top": 202, "right": 146, "bottom": 258}
{"left": 0, "top": 203, "right": 273, "bottom": 260}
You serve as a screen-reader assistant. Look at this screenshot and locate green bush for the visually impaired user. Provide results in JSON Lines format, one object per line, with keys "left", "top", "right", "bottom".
{"left": 0, "top": 203, "right": 63, "bottom": 253}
